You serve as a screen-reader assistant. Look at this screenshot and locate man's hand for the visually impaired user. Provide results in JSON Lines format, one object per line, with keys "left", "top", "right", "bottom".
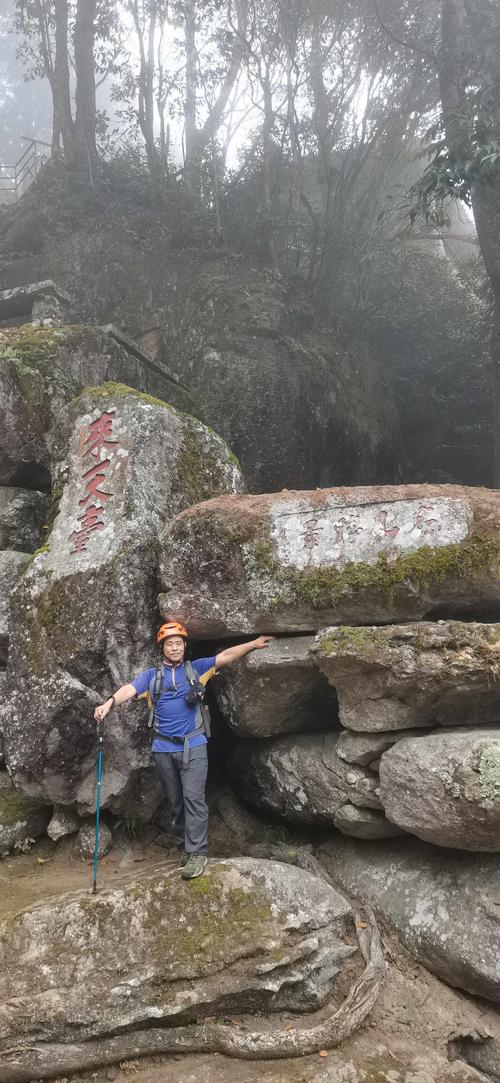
{"left": 216, "top": 635, "right": 274, "bottom": 668}
{"left": 93, "top": 684, "right": 136, "bottom": 722}
{"left": 94, "top": 699, "right": 113, "bottom": 723}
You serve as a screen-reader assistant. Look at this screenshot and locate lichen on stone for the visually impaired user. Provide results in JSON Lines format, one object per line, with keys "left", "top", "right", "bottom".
{"left": 173, "top": 414, "right": 242, "bottom": 507}
{"left": 478, "top": 742, "right": 500, "bottom": 808}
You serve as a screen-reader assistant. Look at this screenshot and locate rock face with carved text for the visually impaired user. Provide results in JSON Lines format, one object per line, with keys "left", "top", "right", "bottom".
{"left": 1, "top": 386, "right": 243, "bottom": 814}
{"left": 213, "top": 636, "right": 338, "bottom": 738}
{"left": 159, "top": 486, "right": 500, "bottom": 635}
{"left": 313, "top": 622, "right": 500, "bottom": 732}
{"left": 0, "top": 858, "right": 354, "bottom": 1047}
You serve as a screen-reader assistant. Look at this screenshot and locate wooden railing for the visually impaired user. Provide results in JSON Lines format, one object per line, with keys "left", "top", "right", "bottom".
{"left": 0, "top": 138, "right": 51, "bottom": 204}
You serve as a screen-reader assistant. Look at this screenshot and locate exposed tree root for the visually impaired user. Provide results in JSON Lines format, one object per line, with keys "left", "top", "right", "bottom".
{"left": 0, "top": 904, "right": 384, "bottom": 1082}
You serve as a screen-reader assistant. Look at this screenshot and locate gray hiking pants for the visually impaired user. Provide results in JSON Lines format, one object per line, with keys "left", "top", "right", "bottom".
{"left": 153, "top": 744, "right": 208, "bottom": 854}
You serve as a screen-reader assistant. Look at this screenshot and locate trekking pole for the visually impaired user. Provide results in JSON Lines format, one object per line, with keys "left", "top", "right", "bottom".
{"left": 92, "top": 719, "right": 104, "bottom": 894}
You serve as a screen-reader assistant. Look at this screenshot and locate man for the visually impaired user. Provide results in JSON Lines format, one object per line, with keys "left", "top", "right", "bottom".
{"left": 94, "top": 621, "right": 272, "bottom": 879}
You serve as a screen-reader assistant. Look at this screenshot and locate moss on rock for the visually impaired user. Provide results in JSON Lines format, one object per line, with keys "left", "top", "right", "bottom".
{"left": 0, "top": 325, "right": 93, "bottom": 426}
{"left": 0, "top": 325, "right": 87, "bottom": 373}
{"left": 174, "top": 415, "right": 242, "bottom": 507}
{"left": 71, "top": 381, "right": 175, "bottom": 412}
{"left": 242, "top": 529, "right": 500, "bottom": 611}
{"left": 0, "top": 787, "right": 47, "bottom": 826}
{"left": 317, "top": 626, "right": 388, "bottom": 656}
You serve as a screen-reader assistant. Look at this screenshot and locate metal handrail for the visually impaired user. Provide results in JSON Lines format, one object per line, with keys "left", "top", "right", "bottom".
{"left": 0, "top": 138, "right": 50, "bottom": 203}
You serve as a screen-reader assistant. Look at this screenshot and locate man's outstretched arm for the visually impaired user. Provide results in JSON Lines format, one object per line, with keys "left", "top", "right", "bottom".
{"left": 94, "top": 683, "right": 137, "bottom": 722}
{"left": 215, "top": 636, "right": 273, "bottom": 669}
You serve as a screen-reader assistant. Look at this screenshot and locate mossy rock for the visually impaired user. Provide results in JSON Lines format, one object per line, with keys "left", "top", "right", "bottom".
{"left": 0, "top": 857, "right": 353, "bottom": 1043}
{"left": 0, "top": 775, "right": 51, "bottom": 855}
{"left": 160, "top": 485, "right": 500, "bottom": 635}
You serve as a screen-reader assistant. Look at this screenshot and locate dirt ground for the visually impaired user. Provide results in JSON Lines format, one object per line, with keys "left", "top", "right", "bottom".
{"left": 1, "top": 834, "right": 499, "bottom": 1083}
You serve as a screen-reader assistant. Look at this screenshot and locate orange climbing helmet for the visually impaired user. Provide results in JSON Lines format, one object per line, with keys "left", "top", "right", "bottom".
{"left": 156, "top": 621, "right": 188, "bottom": 644}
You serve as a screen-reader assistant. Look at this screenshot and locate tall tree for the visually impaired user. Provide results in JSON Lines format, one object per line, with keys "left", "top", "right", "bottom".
{"left": 438, "top": 0, "right": 500, "bottom": 483}
{"left": 388, "top": 0, "right": 500, "bottom": 482}
{"left": 15, "top": 0, "right": 119, "bottom": 166}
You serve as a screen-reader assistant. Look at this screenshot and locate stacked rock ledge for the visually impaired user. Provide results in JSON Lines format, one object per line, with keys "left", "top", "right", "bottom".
{"left": 158, "top": 485, "right": 500, "bottom": 635}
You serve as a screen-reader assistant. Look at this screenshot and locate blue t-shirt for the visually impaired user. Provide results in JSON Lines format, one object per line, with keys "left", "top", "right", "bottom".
{"left": 132, "top": 657, "right": 217, "bottom": 753}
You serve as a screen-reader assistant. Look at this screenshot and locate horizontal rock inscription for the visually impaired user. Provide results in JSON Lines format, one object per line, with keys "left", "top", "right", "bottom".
{"left": 271, "top": 497, "right": 471, "bottom": 570}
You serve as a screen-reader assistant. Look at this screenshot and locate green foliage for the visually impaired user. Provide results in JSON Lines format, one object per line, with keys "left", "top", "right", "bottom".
{"left": 411, "top": 129, "right": 500, "bottom": 225}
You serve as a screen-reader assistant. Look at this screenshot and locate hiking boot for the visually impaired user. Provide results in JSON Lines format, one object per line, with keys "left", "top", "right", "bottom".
{"left": 181, "top": 853, "right": 208, "bottom": 880}
{"left": 178, "top": 850, "right": 189, "bottom": 867}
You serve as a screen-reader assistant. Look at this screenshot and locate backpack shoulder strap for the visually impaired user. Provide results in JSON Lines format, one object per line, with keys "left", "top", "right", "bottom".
{"left": 185, "top": 660, "right": 197, "bottom": 685}
{"left": 147, "top": 664, "right": 164, "bottom": 730}
{"left": 184, "top": 659, "right": 211, "bottom": 740}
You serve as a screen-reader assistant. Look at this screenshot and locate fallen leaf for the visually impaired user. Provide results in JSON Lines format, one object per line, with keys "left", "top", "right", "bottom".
{"left": 36, "top": 857, "right": 46, "bottom": 864}
{"left": 319, "top": 1050, "right": 329, "bottom": 1057}
{"left": 355, "top": 921, "right": 368, "bottom": 929}
{"left": 283, "top": 1023, "right": 295, "bottom": 1031}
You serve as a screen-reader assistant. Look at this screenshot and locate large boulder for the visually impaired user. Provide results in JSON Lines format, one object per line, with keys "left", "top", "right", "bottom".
{"left": 167, "top": 266, "right": 398, "bottom": 493}
{"left": 159, "top": 485, "right": 500, "bottom": 635}
{"left": 0, "top": 858, "right": 354, "bottom": 1046}
{"left": 0, "top": 770, "right": 50, "bottom": 856}
{"left": 227, "top": 732, "right": 384, "bottom": 828}
{"left": 378, "top": 726, "right": 500, "bottom": 850}
{"left": 0, "top": 487, "right": 49, "bottom": 551}
{"left": 0, "top": 325, "right": 193, "bottom": 487}
{"left": 0, "top": 550, "right": 30, "bottom": 666}
{"left": 2, "top": 386, "right": 243, "bottom": 814}
{"left": 319, "top": 835, "right": 500, "bottom": 1003}
{"left": 0, "top": 195, "right": 400, "bottom": 492}
{"left": 214, "top": 636, "right": 338, "bottom": 738}
{"left": 313, "top": 621, "right": 500, "bottom": 732}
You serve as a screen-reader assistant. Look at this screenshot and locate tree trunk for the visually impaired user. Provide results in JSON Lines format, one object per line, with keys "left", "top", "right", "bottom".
{"left": 53, "top": 0, "right": 77, "bottom": 159}
{"left": 184, "top": 0, "right": 201, "bottom": 192}
{"left": 259, "top": 66, "right": 277, "bottom": 267}
{"left": 472, "top": 180, "right": 500, "bottom": 485}
{"left": 129, "top": 1, "right": 161, "bottom": 187}
{"left": 74, "top": 0, "right": 98, "bottom": 163}
{"left": 439, "top": 0, "right": 500, "bottom": 485}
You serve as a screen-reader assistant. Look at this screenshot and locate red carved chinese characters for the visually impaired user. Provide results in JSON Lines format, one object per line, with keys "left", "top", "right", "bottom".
{"left": 377, "top": 509, "right": 399, "bottom": 540}
{"left": 69, "top": 410, "right": 117, "bottom": 553}
{"left": 414, "top": 504, "right": 439, "bottom": 535}
{"left": 302, "top": 516, "right": 321, "bottom": 550}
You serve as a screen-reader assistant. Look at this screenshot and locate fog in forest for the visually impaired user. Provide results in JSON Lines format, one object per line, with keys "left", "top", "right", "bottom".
{"left": 0, "top": 0, "right": 498, "bottom": 488}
